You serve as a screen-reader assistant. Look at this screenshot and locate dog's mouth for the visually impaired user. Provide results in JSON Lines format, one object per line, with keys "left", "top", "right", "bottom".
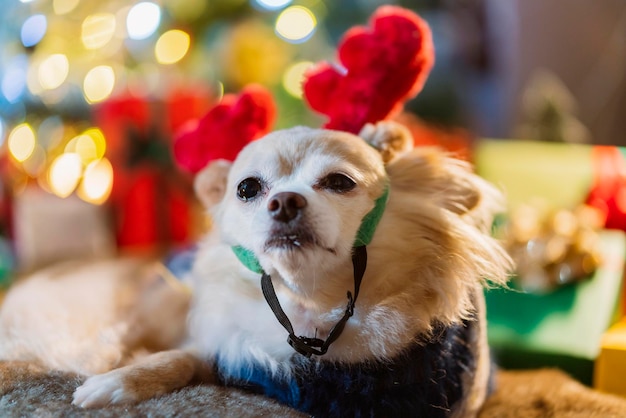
{"left": 264, "top": 228, "right": 315, "bottom": 250}
{"left": 264, "top": 227, "right": 336, "bottom": 254}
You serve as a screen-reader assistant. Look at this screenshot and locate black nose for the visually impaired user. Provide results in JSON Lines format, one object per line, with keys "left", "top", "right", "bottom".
{"left": 268, "top": 192, "right": 307, "bottom": 223}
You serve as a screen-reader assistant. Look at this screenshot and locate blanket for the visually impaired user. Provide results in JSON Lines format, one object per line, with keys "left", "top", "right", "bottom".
{"left": 2, "top": 361, "right": 626, "bottom": 417}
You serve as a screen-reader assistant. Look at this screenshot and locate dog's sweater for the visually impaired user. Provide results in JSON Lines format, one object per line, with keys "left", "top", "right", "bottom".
{"left": 215, "top": 319, "right": 477, "bottom": 418}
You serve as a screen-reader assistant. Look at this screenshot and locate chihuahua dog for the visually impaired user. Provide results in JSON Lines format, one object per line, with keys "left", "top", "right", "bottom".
{"left": 0, "top": 121, "right": 511, "bottom": 417}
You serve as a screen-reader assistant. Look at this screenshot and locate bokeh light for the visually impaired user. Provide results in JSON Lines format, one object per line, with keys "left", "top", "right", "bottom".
{"left": 48, "top": 153, "right": 83, "bottom": 198}
{"left": 127, "top": 2, "right": 161, "bottom": 40}
{"left": 78, "top": 158, "right": 113, "bottom": 205}
{"left": 253, "top": 0, "right": 292, "bottom": 11}
{"left": 82, "top": 13, "right": 116, "bottom": 50}
{"left": 1, "top": 55, "right": 28, "bottom": 103}
{"left": 282, "top": 60, "right": 313, "bottom": 98}
{"left": 26, "top": 58, "right": 44, "bottom": 96}
{"left": 8, "top": 123, "right": 36, "bottom": 163}
{"left": 155, "top": 30, "right": 190, "bottom": 64}
{"left": 21, "top": 145, "right": 47, "bottom": 177}
{"left": 165, "top": 0, "right": 206, "bottom": 22}
{"left": 21, "top": 14, "right": 47, "bottom": 47}
{"left": 65, "top": 135, "right": 97, "bottom": 165}
{"left": 53, "top": 0, "right": 80, "bottom": 15}
{"left": 275, "top": 6, "right": 316, "bottom": 43}
{"left": 38, "top": 54, "right": 69, "bottom": 90}
{"left": 83, "top": 65, "right": 115, "bottom": 103}
{"left": 83, "top": 128, "right": 106, "bottom": 159}
{"left": 37, "top": 116, "right": 64, "bottom": 150}
{"left": 65, "top": 129, "right": 105, "bottom": 165}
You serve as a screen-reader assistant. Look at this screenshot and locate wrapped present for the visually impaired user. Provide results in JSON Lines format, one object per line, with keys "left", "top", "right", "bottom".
{"left": 476, "top": 140, "right": 626, "bottom": 384}
{"left": 595, "top": 320, "right": 626, "bottom": 397}
{"left": 485, "top": 230, "right": 625, "bottom": 385}
{"left": 94, "top": 88, "right": 214, "bottom": 251}
{"left": 12, "top": 187, "right": 115, "bottom": 271}
{"left": 474, "top": 140, "right": 594, "bottom": 210}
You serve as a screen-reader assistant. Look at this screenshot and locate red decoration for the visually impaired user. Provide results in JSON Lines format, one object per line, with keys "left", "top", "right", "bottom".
{"left": 173, "top": 84, "right": 277, "bottom": 174}
{"left": 94, "top": 87, "right": 214, "bottom": 250}
{"left": 302, "top": 5, "right": 434, "bottom": 134}
{"left": 585, "top": 146, "right": 626, "bottom": 230}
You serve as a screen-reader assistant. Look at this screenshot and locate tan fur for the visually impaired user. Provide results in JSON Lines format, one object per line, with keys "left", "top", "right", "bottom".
{"left": 0, "top": 121, "right": 512, "bottom": 415}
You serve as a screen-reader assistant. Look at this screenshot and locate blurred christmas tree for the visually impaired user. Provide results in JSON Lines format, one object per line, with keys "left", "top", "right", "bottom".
{"left": 0, "top": 0, "right": 473, "bottom": 268}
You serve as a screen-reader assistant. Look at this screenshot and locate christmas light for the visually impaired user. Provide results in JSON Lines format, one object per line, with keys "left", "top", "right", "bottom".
{"left": 253, "top": 0, "right": 292, "bottom": 11}
{"left": 1, "top": 55, "right": 28, "bottom": 103}
{"left": 20, "top": 14, "right": 47, "bottom": 47}
{"left": 275, "top": 6, "right": 316, "bottom": 43}
{"left": 38, "top": 54, "right": 69, "bottom": 90}
{"left": 53, "top": 0, "right": 80, "bottom": 15}
{"left": 48, "top": 153, "right": 83, "bottom": 198}
{"left": 26, "top": 58, "right": 44, "bottom": 96}
{"left": 65, "top": 134, "right": 98, "bottom": 165}
{"left": 155, "top": 30, "right": 190, "bottom": 65}
{"left": 282, "top": 61, "right": 313, "bottom": 98}
{"left": 78, "top": 158, "right": 113, "bottom": 205}
{"left": 8, "top": 123, "right": 36, "bottom": 163}
{"left": 83, "top": 128, "right": 107, "bottom": 159}
{"left": 38, "top": 116, "right": 65, "bottom": 150}
{"left": 64, "top": 128, "right": 106, "bottom": 165}
{"left": 21, "top": 145, "right": 47, "bottom": 177}
{"left": 82, "top": 13, "right": 116, "bottom": 50}
{"left": 83, "top": 66, "right": 115, "bottom": 103}
{"left": 9, "top": 127, "right": 34, "bottom": 165}
{"left": 127, "top": 2, "right": 161, "bottom": 40}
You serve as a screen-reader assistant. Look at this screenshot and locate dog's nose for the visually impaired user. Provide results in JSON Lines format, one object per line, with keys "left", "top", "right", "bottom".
{"left": 268, "top": 192, "right": 307, "bottom": 223}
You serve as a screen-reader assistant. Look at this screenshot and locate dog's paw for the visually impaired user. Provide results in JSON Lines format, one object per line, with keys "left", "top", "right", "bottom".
{"left": 72, "top": 368, "right": 135, "bottom": 408}
{"left": 359, "top": 121, "right": 413, "bottom": 163}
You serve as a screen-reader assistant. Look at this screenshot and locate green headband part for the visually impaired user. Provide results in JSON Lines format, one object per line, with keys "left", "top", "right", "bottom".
{"left": 232, "top": 184, "right": 389, "bottom": 274}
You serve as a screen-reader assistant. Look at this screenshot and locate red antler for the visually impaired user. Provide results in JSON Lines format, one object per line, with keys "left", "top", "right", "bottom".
{"left": 303, "top": 5, "right": 434, "bottom": 134}
{"left": 173, "top": 84, "right": 277, "bottom": 173}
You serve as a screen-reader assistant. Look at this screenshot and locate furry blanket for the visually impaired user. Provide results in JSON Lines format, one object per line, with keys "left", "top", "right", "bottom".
{"left": 2, "top": 361, "right": 626, "bottom": 417}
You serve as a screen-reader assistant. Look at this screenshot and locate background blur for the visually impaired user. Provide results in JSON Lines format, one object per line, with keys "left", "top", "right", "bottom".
{"left": 0, "top": 0, "right": 625, "bottom": 272}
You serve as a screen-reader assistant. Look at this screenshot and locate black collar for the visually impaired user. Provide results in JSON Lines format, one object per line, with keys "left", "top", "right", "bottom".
{"left": 260, "top": 245, "right": 367, "bottom": 358}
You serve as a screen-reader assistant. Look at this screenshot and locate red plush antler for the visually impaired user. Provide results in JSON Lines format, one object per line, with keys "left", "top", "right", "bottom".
{"left": 173, "top": 84, "right": 276, "bottom": 173}
{"left": 303, "top": 5, "right": 434, "bottom": 134}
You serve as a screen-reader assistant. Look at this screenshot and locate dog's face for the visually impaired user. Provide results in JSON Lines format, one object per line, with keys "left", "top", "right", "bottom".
{"left": 212, "top": 127, "right": 386, "bottom": 292}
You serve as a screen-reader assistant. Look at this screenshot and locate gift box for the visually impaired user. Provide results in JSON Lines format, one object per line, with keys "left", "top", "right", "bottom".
{"left": 485, "top": 230, "right": 625, "bottom": 384}
{"left": 95, "top": 89, "right": 213, "bottom": 252}
{"left": 595, "top": 320, "right": 626, "bottom": 397}
{"left": 475, "top": 140, "right": 626, "bottom": 384}
{"left": 475, "top": 140, "right": 594, "bottom": 210}
{"left": 12, "top": 187, "right": 116, "bottom": 271}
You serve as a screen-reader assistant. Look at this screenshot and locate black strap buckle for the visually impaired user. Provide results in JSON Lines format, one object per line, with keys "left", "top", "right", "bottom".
{"left": 262, "top": 246, "right": 368, "bottom": 357}
{"left": 287, "top": 335, "right": 326, "bottom": 358}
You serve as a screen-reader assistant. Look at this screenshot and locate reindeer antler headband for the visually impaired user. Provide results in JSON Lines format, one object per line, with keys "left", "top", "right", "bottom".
{"left": 173, "top": 5, "right": 434, "bottom": 172}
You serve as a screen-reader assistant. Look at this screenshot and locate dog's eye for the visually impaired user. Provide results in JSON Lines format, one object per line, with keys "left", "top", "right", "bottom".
{"left": 237, "top": 178, "right": 263, "bottom": 201}
{"left": 319, "top": 173, "right": 356, "bottom": 192}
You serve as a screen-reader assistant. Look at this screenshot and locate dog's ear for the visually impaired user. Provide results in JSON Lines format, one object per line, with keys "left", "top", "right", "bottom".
{"left": 193, "top": 159, "right": 232, "bottom": 209}
{"left": 387, "top": 149, "right": 499, "bottom": 229}
{"left": 358, "top": 121, "right": 414, "bottom": 163}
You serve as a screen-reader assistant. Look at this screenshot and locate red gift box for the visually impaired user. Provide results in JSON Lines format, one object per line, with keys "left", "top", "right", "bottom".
{"left": 95, "top": 88, "right": 214, "bottom": 251}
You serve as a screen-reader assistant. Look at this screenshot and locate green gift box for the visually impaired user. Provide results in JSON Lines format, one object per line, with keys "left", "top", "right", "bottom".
{"left": 484, "top": 231, "right": 625, "bottom": 384}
